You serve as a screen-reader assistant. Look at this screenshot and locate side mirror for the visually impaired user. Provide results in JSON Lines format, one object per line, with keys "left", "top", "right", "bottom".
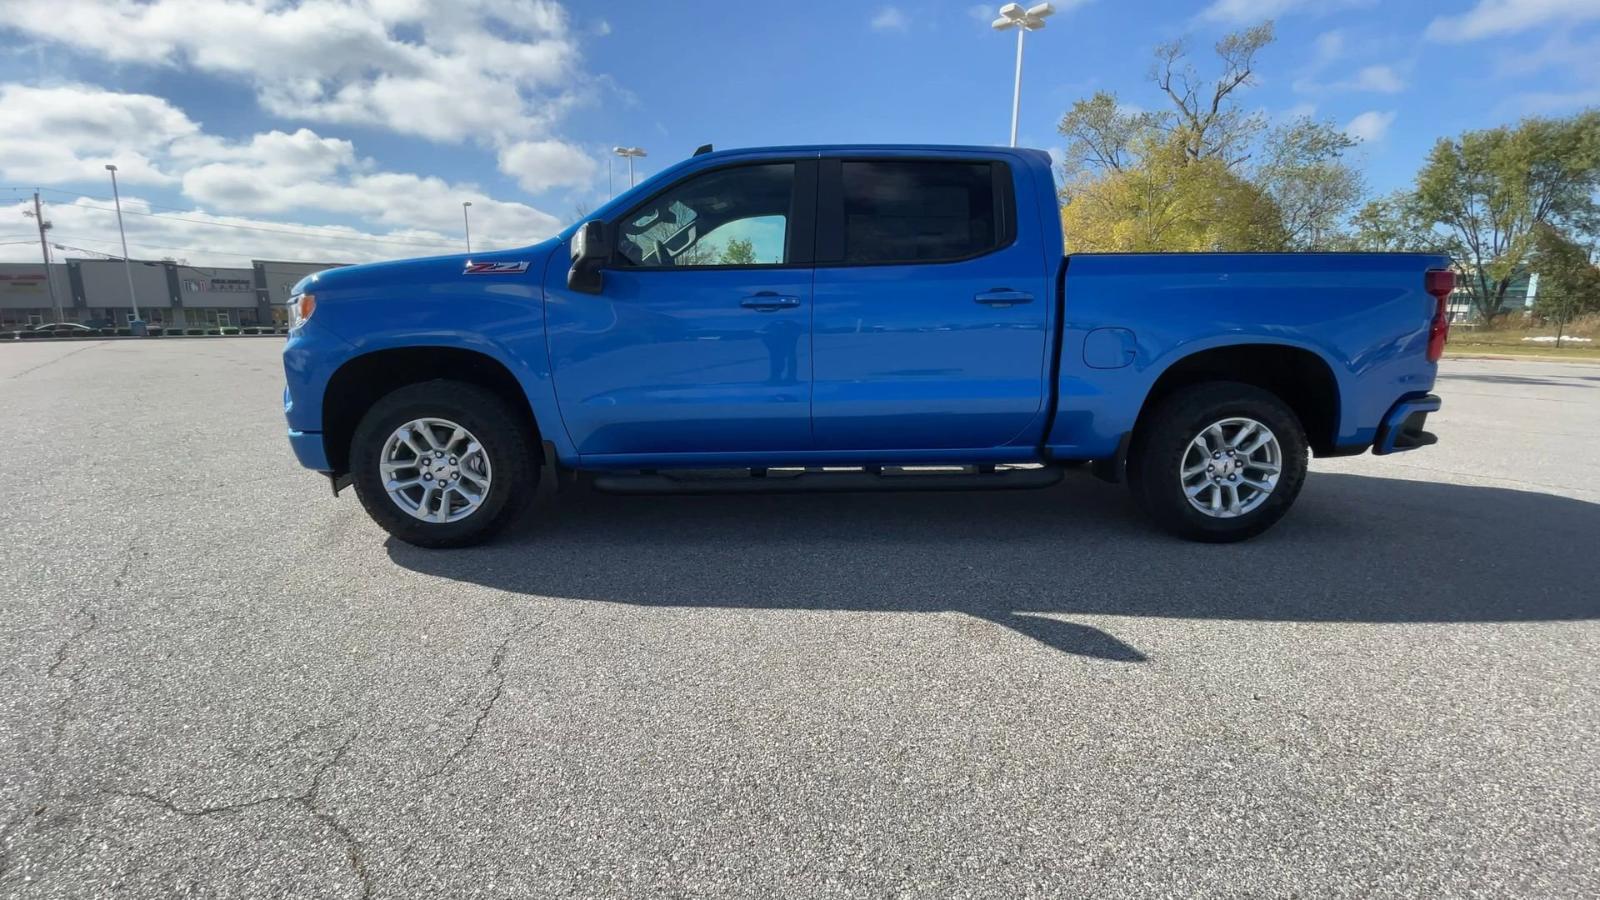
{"left": 568, "top": 220, "right": 609, "bottom": 294}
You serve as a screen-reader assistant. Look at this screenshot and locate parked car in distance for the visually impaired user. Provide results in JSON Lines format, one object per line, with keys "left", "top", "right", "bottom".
{"left": 283, "top": 144, "right": 1451, "bottom": 547}
{"left": 30, "top": 322, "right": 95, "bottom": 335}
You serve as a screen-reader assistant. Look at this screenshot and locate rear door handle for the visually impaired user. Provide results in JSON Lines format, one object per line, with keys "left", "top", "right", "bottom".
{"left": 741, "top": 292, "right": 801, "bottom": 311}
{"left": 975, "top": 289, "right": 1034, "bottom": 307}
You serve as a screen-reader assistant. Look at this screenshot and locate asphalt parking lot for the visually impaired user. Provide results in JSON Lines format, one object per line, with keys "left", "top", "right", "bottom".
{"left": 2, "top": 339, "right": 1597, "bottom": 898}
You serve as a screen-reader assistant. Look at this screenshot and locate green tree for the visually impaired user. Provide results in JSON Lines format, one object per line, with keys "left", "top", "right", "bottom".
{"left": 1339, "top": 192, "right": 1455, "bottom": 253}
{"left": 1057, "top": 91, "right": 1164, "bottom": 178}
{"left": 1257, "top": 118, "right": 1364, "bottom": 249}
{"left": 1413, "top": 111, "right": 1600, "bottom": 320}
{"left": 718, "top": 237, "right": 757, "bottom": 265}
{"left": 1528, "top": 223, "right": 1600, "bottom": 346}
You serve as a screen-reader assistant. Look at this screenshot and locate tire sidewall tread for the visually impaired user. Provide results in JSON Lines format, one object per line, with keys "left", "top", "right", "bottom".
{"left": 349, "top": 380, "right": 536, "bottom": 548}
{"left": 1128, "top": 381, "right": 1309, "bottom": 543}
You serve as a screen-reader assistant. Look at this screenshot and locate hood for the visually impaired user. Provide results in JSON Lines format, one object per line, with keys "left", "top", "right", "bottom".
{"left": 290, "top": 238, "right": 564, "bottom": 297}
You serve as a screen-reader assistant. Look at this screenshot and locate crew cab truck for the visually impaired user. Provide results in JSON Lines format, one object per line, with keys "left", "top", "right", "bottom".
{"left": 282, "top": 144, "right": 1451, "bottom": 547}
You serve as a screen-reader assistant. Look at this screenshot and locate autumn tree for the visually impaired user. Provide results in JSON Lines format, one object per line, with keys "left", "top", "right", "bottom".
{"left": 1061, "top": 135, "right": 1286, "bottom": 252}
{"left": 1056, "top": 22, "right": 1363, "bottom": 252}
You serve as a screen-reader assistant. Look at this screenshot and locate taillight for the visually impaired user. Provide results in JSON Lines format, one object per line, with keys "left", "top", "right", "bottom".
{"left": 1424, "top": 270, "right": 1453, "bottom": 362}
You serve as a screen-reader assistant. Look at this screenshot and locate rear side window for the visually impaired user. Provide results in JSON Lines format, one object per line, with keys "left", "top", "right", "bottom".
{"left": 841, "top": 161, "right": 1005, "bottom": 264}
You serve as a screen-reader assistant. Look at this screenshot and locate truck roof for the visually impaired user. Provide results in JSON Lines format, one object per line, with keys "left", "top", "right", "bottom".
{"left": 692, "top": 144, "right": 1049, "bottom": 161}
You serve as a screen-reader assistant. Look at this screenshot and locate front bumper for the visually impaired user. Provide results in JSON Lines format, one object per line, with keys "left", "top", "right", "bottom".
{"left": 288, "top": 429, "right": 331, "bottom": 471}
{"left": 1373, "top": 394, "right": 1441, "bottom": 455}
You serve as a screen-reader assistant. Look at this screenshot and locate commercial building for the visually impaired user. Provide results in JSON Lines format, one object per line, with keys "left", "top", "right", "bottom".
{"left": 0, "top": 258, "right": 346, "bottom": 329}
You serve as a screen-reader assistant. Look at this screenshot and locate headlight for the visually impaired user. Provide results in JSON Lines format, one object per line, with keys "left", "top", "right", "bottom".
{"left": 288, "top": 292, "right": 316, "bottom": 329}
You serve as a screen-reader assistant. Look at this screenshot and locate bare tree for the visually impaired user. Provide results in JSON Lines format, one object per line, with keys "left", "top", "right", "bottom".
{"left": 1151, "top": 22, "right": 1273, "bottom": 168}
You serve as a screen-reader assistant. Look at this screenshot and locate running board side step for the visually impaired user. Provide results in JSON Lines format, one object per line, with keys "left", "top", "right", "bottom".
{"left": 591, "top": 464, "right": 1065, "bottom": 495}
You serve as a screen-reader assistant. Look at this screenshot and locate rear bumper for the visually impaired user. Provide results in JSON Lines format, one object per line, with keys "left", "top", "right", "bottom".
{"left": 1373, "top": 394, "right": 1441, "bottom": 455}
{"left": 288, "top": 429, "right": 331, "bottom": 472}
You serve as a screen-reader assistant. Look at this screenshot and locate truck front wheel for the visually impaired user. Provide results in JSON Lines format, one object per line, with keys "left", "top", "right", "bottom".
{"left": 1128, "top": 382, "right": 1309, "bottom": 543}
{"left": 349, "top": 380, "right": 536, "bottom": 548}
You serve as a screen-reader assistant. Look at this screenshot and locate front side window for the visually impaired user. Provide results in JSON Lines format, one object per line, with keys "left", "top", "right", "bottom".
{"left": 616, "top": 163, "right": 794, "bottom": 267}
{"left": 841, "top": 160, "right": 1001, "bottom": 264}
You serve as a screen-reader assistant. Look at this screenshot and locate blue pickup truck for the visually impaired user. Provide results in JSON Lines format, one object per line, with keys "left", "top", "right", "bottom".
{"left": 283, "top": 144, "right": 1451, "bottom": 546}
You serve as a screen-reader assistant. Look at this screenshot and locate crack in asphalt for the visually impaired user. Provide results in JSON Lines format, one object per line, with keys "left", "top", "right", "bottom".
{"left": 2, "top": 342, "right": 106, "bottom": 381}
{"left": 47, "top": 537, "right": 137, "bottom": 680}
{"left": 107, "top": 730, "right": 372, "bottom": 900}
{"left": 423, "top": 629, "right": 525, "bottom": 781}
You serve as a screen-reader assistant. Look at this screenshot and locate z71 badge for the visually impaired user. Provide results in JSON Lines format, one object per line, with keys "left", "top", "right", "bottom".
{"left": 463, "top": 261, "right": 530, "bottom": 275}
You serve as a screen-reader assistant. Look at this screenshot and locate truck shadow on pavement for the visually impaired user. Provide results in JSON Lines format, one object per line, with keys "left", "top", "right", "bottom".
{"left": 386, "top": 472, "right": 1600, "bottom": 663}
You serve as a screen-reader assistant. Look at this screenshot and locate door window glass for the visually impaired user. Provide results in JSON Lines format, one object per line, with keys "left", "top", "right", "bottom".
{"left": 841, "top": 161, "right": 1001, "bottom": 264}
{"left": 616, "top": 164, "right": 793, "bottom": 267}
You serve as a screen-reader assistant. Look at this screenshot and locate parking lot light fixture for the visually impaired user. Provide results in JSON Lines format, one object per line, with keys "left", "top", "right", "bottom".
{"left": 613, "top": 147, "right": 647, "bottom": 187}
{"left": 462, "top": 201, "right": 473, "bottom": 254}
{"left": 992, "top": 3, "right": 1054, "bottom": 148}
{"left": 106, "top": 164, "right": 142, "bottom": 323}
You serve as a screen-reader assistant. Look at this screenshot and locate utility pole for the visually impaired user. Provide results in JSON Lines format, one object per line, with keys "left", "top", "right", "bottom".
{"left": 27, "top": 191, "right": 64, "bottom": 322}
{"left": 462, "top": 200, "right": 473, "bottom": 254}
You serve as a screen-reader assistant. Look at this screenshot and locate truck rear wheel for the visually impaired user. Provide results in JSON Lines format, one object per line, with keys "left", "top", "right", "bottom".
{"left": 349, "top": 380, "right": 536, "bottom": 548}
{"left": 1128, "top": 382, "right": 1308, "bottom": 543}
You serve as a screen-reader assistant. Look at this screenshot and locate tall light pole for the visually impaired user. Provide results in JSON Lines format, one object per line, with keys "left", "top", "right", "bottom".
{"left": 613, "top": 147, "right": 647, "bottom": 187}
{"left": 992, "top": 3, "right": 1054, "bottom": 148}
{"left": 105, "top": 164, "right": 141, "bottom": 323}
{"left": 462, "top": 201, "right": 473, "bottom": 254}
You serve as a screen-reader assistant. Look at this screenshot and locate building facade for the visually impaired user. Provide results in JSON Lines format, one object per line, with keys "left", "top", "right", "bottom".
{"left": 0, "top": 258, "right": 346, "bottom": 328}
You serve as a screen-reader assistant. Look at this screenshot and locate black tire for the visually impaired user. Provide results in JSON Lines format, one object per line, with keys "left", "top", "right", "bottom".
{"left": 349, "top": 380, "right": 536, "bottom": 548}
{"left": 1127, "top": 381, "right": 1309, "bottom": 543}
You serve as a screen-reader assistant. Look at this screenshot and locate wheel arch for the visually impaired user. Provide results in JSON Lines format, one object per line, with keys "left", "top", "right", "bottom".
{"left": 321, "top": 345, "right": 544, "bottom": 476}
{"left": 1134, "top": 341, "right": 1343, "bottom": 455}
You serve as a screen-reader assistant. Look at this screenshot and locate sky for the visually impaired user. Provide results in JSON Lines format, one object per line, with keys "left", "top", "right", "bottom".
{"left": 1, "top": 0, "right": 1597, "bottom": 268}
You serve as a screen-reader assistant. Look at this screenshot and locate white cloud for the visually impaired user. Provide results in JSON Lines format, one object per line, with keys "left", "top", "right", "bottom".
{"left": 1347, "top": 64, "right": 1406, "bottom": 93}
{"left": 1, "top": 0, "right": 581, "bottom": 144}
{"left": 1427, "top": 0, "right": 1600, "bottom": 42}
{"left": 0, "top": 84, "right": 197, "bottom": 185}
{"left": 1, "top": 194, "right": 477, "bottom": 267}
{"left": 1295, "top": 63, "right": 1407, "bottom": 95}
{"left": 0, "top": 84, "right": 569, "bottom": 265}
{"left": 1283, "top": 101, "right": 1318, "bottom": 120}
{"left": 1201, "top": 0, "right": 1372, "bottom": 23}
{"left": 497, "top": 140, "right": 599, "bottom": 194}
{"left": 1312, "top": 29, "right": 1345, "bottom": 63}
{"left": 1344, "top": 110, "right": 1396, "bottom": 142}
{"left": 871, "top": 7, "right": 909, "bottom": 31}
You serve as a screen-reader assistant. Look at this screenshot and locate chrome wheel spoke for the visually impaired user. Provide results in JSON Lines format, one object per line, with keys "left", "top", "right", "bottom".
{"left": 381, "top": 417, "right": 492, "bottom": 524}
{"left": 1228, "top": 422, "right": 1257, "bottom": 450}
{"left": 1181, "top": 416, "right": 1281, "bottom": 520}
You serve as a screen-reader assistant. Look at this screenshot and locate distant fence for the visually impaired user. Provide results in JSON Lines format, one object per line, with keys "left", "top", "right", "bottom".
{"left": 1, "top": 325, "right": 289, "bottom": 341}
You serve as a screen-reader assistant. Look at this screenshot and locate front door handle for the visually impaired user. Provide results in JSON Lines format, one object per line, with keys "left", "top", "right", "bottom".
{"left": 975, "top": 289, "right": 1034, "bottom": 307}
{"left": 741, "top": 292, "right": 801, "bottom": 311}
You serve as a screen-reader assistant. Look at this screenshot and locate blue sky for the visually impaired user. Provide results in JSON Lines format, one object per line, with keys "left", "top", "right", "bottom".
{"left": 1, "top": 0, "right": 1597, "bottom": 266}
